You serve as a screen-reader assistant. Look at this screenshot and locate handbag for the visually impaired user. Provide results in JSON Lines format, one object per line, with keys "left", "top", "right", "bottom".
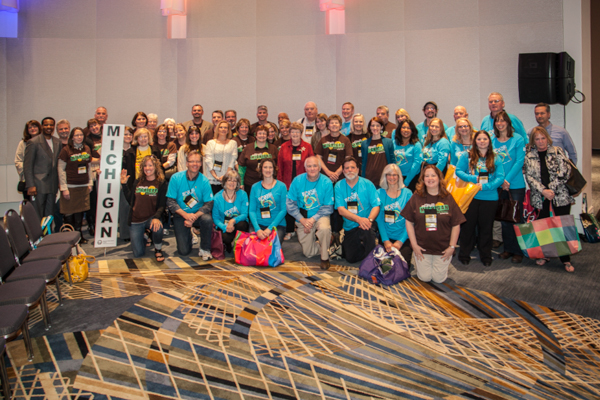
{"left": 495, "top": 191, "right": 520, "bottom": 223}
{"left": 514, "top": 205, "right": 582, "bottom": 258}
{"left": 580, "top": 193, "right": 600, "bottom": 243}
{"left": 63, "top": 254, "right": 95, "bottom": 283}
{"left": 565, "top": 158, "right": 586, "bottom": 196}
{"left": 444, "top": 165, "right": 480, "bottom": 213}
{"left": 210, "top": 227, "right": 225, "bottom": 260}
{"left": 233, "top": 228, "right": 284, "bottom": 267}
{"left": 358, "top": 245, "right": 409, "bottom": 286}
{"left": 522, "top": 190, "right": 538, "bottom": 221}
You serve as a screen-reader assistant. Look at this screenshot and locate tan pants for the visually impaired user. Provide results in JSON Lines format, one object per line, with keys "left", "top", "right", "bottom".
{"left": 493, "top": 220, "right": 502, "bottom": 241}
{"left": 296, "top": 216, "right": 331, "bottom": 260}
{"left": 415, "top": 254, "right": 451, "bottom": 283}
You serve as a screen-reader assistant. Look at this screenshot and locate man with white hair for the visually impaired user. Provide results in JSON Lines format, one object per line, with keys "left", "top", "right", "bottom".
{"left": 297, "top": 101, "right": 318, "bottom": 143}
{"left": 286, "top": 156, "right": 334, "bottom": 270}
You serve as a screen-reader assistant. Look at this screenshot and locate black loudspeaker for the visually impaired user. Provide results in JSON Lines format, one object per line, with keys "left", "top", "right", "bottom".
{"left": 518, "top": 51, "right": 575, "bottom": 105}
{"left": 518, "top": 53, "right": 557, "bottom": 104}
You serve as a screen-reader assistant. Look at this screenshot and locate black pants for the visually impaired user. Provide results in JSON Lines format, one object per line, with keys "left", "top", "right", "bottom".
{"left": 331, "top": 209, "right": 343, "bottom": 234}
{"left": 343, "top": 225, "right": 377, "bottom": 263}
{"left": 211, "top": 184, "right": 222, "bottom": 195}
{"left": 285, "top": 213, "right": 295, "bottom": 233}
{"left": 459, "top": 199, "right": 498, "bottom": 263}
{"left": 63, "top": 212, "right": 84, "bottom": 232}
{"left": 539, "top": 201, "right": 572, "bottom": 263}
{"left": 403, "top": 175, "right": 418, "bottom": 193}
{"left": 219, "top": 220, "right": 249, "bottom": 252}
{"left": 86, "top": 181, "right": 98, "bottom": 228}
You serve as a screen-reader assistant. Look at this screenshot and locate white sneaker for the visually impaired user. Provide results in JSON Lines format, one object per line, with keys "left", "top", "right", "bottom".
{"left": 163, "top": 229, "right": 169, "bottom": 236}
{"left": 199, "top": 249, "right": 212, "bottom": 261}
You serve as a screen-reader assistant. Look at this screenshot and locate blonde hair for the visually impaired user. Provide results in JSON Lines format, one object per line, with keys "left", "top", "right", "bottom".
{"left": 379, "top": 164, "right": 405, "bottom": 190}
{"left": 133, "top": 128, "right": 153, "bottom": 146}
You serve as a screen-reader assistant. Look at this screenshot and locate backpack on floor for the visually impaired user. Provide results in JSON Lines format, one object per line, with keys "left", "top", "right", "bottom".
{"left": 359, "top": 245, "right": 409, "bottom": 286}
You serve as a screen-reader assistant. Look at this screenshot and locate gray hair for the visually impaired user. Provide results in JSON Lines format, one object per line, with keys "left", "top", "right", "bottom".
{"left": 147, "top": 113, "right": 158, "bottom": 120}
{"left": 56, "top": 119, "right": 70, "bottom": 128}
{"left": 222, "top": 169, "right": 242, "bottom": 191}
{"left": 304, "top": 155, "right": 321, "bottom": 171}
{"left": 379, "top": 163, "right": 405, "bottom": 190}
{"left": 377, "top": 105, "right": 389, "bottom": 115}
{"left": 163, "top": 117, "right": 176, "bottom": 125}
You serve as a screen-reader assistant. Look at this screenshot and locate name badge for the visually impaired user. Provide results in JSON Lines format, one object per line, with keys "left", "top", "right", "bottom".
{"left": 327, "top": 153, "right": 337, "bottom": 164}
{"left": 214, "top": 160, "right": 223, "bottom": 171}
{"left": 347, "top": 200, "right": 358, "bottom": 214}
{"left": 384, "top": 210, "right": 395, "bottom": 224}
{"left": 305, "top": 127, "right": 314, "bottom": 137}
{"left": 260, "top": 206, "right": 271, "bottom": 219}
{"left": 292, "top": 150, "right": 301, "bottom": 161}
{"left": 78, "top": 165, "right": 87, "bottom": 174}
{"left": 184, "top": 194, "right": 198, "bottom": 209}
{"left": 358, "top": 149, "right": 362, "bottom": 158}
{"left": 425, "top": 209, "right": 437, "bottom": 231}
{"left": 478, "top": 171, "right": 489, "bottom": 184}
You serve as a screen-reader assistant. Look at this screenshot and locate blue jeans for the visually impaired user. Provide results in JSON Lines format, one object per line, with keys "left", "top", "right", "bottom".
{"left": 130, "top": 217, "right": 164, "bottom": 258}
{"left": 499, "top": 188, "right": 526, "bottom": 255}
{"left": 173, "top": 212, "right": 213, "bottom": 255}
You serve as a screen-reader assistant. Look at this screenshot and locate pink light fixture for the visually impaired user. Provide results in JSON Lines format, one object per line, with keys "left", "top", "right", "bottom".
{"left": 320, "top": 0, "right": 345, "bottom": 35}
{"left": 161, "top": 0, "right": 187, "bottom": 39}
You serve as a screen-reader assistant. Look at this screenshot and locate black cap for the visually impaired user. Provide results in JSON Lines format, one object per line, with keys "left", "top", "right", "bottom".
{"left": 423, "top": 101, "right": 438, "bottom": 110}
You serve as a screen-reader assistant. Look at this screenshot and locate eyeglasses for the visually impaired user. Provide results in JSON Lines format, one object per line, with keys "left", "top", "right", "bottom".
{"left": 488, "top": 100, "right": 501, "bottom": 104}
{"left": 457, "top": 125, "right": 470, "bottom": 129}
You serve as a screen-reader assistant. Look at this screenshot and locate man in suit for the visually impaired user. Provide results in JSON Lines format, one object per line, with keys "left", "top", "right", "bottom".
{"left": 24, "top": 116, "right": 62, "bottom": 218}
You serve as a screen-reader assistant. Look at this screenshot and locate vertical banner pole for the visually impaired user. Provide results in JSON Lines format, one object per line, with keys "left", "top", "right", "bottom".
{"left": 94, "top": 124, "right": 125, "bottom": 249}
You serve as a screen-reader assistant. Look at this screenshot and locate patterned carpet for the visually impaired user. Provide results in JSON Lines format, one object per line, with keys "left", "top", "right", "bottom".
{"left": 3, "top": 257, "right": 600, "bottom": 399}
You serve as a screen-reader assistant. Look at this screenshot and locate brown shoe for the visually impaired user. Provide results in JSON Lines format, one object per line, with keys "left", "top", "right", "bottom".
{"left": 511, "top": 255, "right": 523, "bottom": 264}
{"left": 492, "top": 240, "right": 503, "bottom": 249}
{"left": 498, "top": 251, "right": 512, "bottom": 259}
{"left": 320, "top": 259, "right": 330, "bottom": 270}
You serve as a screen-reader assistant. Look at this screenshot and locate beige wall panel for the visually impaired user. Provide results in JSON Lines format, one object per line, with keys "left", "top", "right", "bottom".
{"left": 5, "top": 38, "right": 96, "bottom": 159}
{"left": 256, "top": 0, "right": 323, "bottom": 37}
{"left": 344, "top": 0, "right": 404, "bottom": 34}
{"left": 479, "top": 0, "right": 563, "bottom": 27}
{"left": 336, "top": 32, "right": 405, "bottom": 121}
{"left": 187, "top": 0, "right": 257, "bottom": 38}
{"left": 404, "top": 0, "right": 479, "bottom": 31}
{"left": 478, "top": 21, "right": 564, "bottom": 130}
{"left": 0, "top": 39, "right": 7, "bottom": 165}
{"left": 5, "top": 166, "right": 22, "bottom": 203}
{"left": 256, "top": 35, "right": 337, "bottom": 122}
{"left": 17, "top": 0, "right": 96, "bottom": 39}
{"left": 405, "top": 27, "right": 481, "bottom": 127}
{"left": 97, "top": 0, "right": 164, "bottom": 39}
{"left": 95, "top": 39, "right": 178, "bottom": 126}
{"left": 176, "top": 37, "right": 257, "bottom": 123}
{"left": 0, "top": 166, "right": 7, "bottom": 203}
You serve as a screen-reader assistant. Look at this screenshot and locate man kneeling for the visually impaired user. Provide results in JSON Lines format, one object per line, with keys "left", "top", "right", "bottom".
{"left": 286, "top": 156, "right": 334, "bottom": 270}
{"left": 166, "top": 151, "right": 214, "bottom": 260}
{"left": 335, "top": 156, "right": 381, "bottom": 263}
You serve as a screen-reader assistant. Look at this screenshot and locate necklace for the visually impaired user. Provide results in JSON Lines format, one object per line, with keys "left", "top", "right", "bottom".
{"left": 224, "top": 189, "right": 236, "bottom": 202}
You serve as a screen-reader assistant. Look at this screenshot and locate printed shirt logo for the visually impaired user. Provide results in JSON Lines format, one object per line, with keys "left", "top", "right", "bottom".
{"left": 259, "top": 192, "right": 275, "bottom": 209}
{"left": 368, "top": 143, "right": 385, "bottom": 155}
{"left": 419, "top": 202, "right": 449, "bottom": 214}
{"left": 494, "top": 145, "right": 511, "bottom": 163}
{"left": 476, "top": 159, "right": 487, "bottom": 173}
{"left": 70, "top": 152, "right": 90, "bottom": 162}
{"left": 394, "top": 149, "right": 407, "bottom": 165}
{"left": 224, "top": 206, "right": 240, "bottom": 218}
{"left": 301, "top": 188, "right": 319, "bottom": 210}
{"left": 94, "top": 144, "right": 101, "bottom": 151}
{"left": 422, "top": 146, "right": 433, "bottom": 160}
{"left": 136, "top": 185, "right": 158, "bottom": 196}
{"left": 352, "top": 138, "right": 366, "bottom": 148}
{"left": 161, "top": 148, "right": 170, "bottom": 157}
{"left": 250, "top": 152, "right": 272, "bottom": 161}
{"left": 322, "top": 141, "right": 345, "bottom": 150}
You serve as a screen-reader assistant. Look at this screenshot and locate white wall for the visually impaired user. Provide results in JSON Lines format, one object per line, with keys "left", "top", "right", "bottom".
{"left": 0, "top": 0, "right": 590, "bottom": 207}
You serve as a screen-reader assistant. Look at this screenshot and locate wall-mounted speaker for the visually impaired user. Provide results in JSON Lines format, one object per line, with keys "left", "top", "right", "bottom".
{"left": 518, "top": 51, "right": 575, "bottom": 105}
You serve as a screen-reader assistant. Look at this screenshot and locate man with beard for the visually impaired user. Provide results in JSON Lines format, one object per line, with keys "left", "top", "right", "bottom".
{"left": 225, "top": 110, "right": 237, "bottom": 134}
{"left": 334, "top": 156, "right": 381, "bottom": 263}
{"left": 56, "top": 119, "right": 70, "bottom": 145}
{"left": 183, "top": 104, "right": 213, "bottom": 136}
{"left": 24, "top": 117, "right": 62, "bottom": 218}
{"left": 250, "top": 105, "right": 275, "bottom": 136}
{"left": 416, "top": 101, "right": 448, "bottom": 143}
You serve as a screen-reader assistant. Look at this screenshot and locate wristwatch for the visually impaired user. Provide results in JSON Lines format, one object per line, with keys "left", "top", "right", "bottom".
{"left": 368, "top": 218, "right": 374, "bottom": 222}
{"left": 449, "top": 245, "right": 456, "bottom": 249}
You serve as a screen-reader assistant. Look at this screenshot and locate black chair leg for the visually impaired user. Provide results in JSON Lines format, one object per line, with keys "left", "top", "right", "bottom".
{"left": 0, "top": 344, "right": 11, "bottom": 400}
{"left": 54, "top": 277, "right": 63, "bottom": 306}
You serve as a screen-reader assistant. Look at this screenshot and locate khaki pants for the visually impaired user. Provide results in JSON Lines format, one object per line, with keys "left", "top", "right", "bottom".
{"left": 296, "top": 216, "right": 331, "bottom": 260}
{"left": 493, "top": 220, "right": 502, "bottom": 241}
{"left": 415, "top": 254, "right": 451, "bottom": 283}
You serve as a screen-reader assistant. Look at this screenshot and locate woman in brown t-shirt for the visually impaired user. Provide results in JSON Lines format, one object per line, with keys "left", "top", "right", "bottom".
{"left": 58, "top": 127, "right": 94, "bottom": 243}
{"left": 121, "top": 155, "right": 168, "bottom": 262}
{"left": 238, "top": 125, "right": 278, "bottom": 197}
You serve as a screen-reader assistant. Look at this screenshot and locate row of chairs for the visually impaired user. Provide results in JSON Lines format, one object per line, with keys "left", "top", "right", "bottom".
{"left": 0, "top": 200, "right": 81, "bottom": 399}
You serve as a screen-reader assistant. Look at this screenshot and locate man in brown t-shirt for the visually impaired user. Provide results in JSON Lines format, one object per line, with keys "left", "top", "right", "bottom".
{"left": 376, "top": 105, "right": 397, "bottom": 138}
{"left": 315, "top": 114, "right": 352, "bottom": 184}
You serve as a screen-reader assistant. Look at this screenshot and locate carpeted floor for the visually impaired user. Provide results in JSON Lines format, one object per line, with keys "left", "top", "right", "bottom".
{"left": 4, "top": 258, "right": 600, "bottom": 399}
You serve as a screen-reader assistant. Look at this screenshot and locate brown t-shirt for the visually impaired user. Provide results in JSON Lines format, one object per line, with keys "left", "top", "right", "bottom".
{"left": 275, "top": 137, "right": 289, "bottom": 152}
{"left": 365, "top": 138, "right": 387, "bottom": 186}
{"left": 88, "top": 134, "right": 102, "bottom": 159}
{"left": 383, "top": 121, "right": 396, "bottom": 138}
{"left": 315, "top": 133, "right": 352, "bottom": 175}
{"left": 202, "top": 128, "right": 214, "bottom": 145}
{"left": 348, "top": 132, "right": 368, "bottom": 170}
{"left": 154, "top": 141, "right": 177, "bottom": 165}
{"left": 400, "top": 193, "right": 466, "bottom": 255}
{"left": 59, "top": 145, "right": 92, "bottom": 185}
{"left": 238, "top": 143, "right": 278, "bottom": 188}
{"left": 233, "top": 135, "right": 255, "bottom": 155}
{"left": 132, "top": 178, "right": 160, "bottom": 223}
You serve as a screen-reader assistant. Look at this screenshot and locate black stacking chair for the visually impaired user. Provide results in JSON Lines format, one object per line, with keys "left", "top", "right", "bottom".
{"left": 0, "top": 273, "right": 51, "bottom": 331}
{"left": 0, "top": 227, "right": 64, "bottom": 306}
{"left": 4, "top": 210, "right": 72, "bottom": 282}
{"left": 0, "top": 304, "right": 33, "bottom": 363}
{"left": 0, "top": 337, "right": 10, "bottom": 400}
{"left": 19, "top": 200, "right": 81, "bottom": 247}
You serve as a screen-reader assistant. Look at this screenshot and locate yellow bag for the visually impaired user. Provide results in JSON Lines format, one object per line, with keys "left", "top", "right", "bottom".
{"left": 63, "top": 255, "right": 95, "bottom": 283}
{"left": 445, "top": 165, "right": 480, "bottom": 213}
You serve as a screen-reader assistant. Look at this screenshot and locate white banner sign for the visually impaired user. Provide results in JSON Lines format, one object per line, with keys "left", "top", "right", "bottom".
{"left": 94, "top": 124, "right": 125, "bottom": 248}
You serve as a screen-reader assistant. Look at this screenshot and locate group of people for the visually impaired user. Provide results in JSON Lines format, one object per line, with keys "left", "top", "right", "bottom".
{"left": 15, "top": 92, "right": 579, "bottom": 280}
